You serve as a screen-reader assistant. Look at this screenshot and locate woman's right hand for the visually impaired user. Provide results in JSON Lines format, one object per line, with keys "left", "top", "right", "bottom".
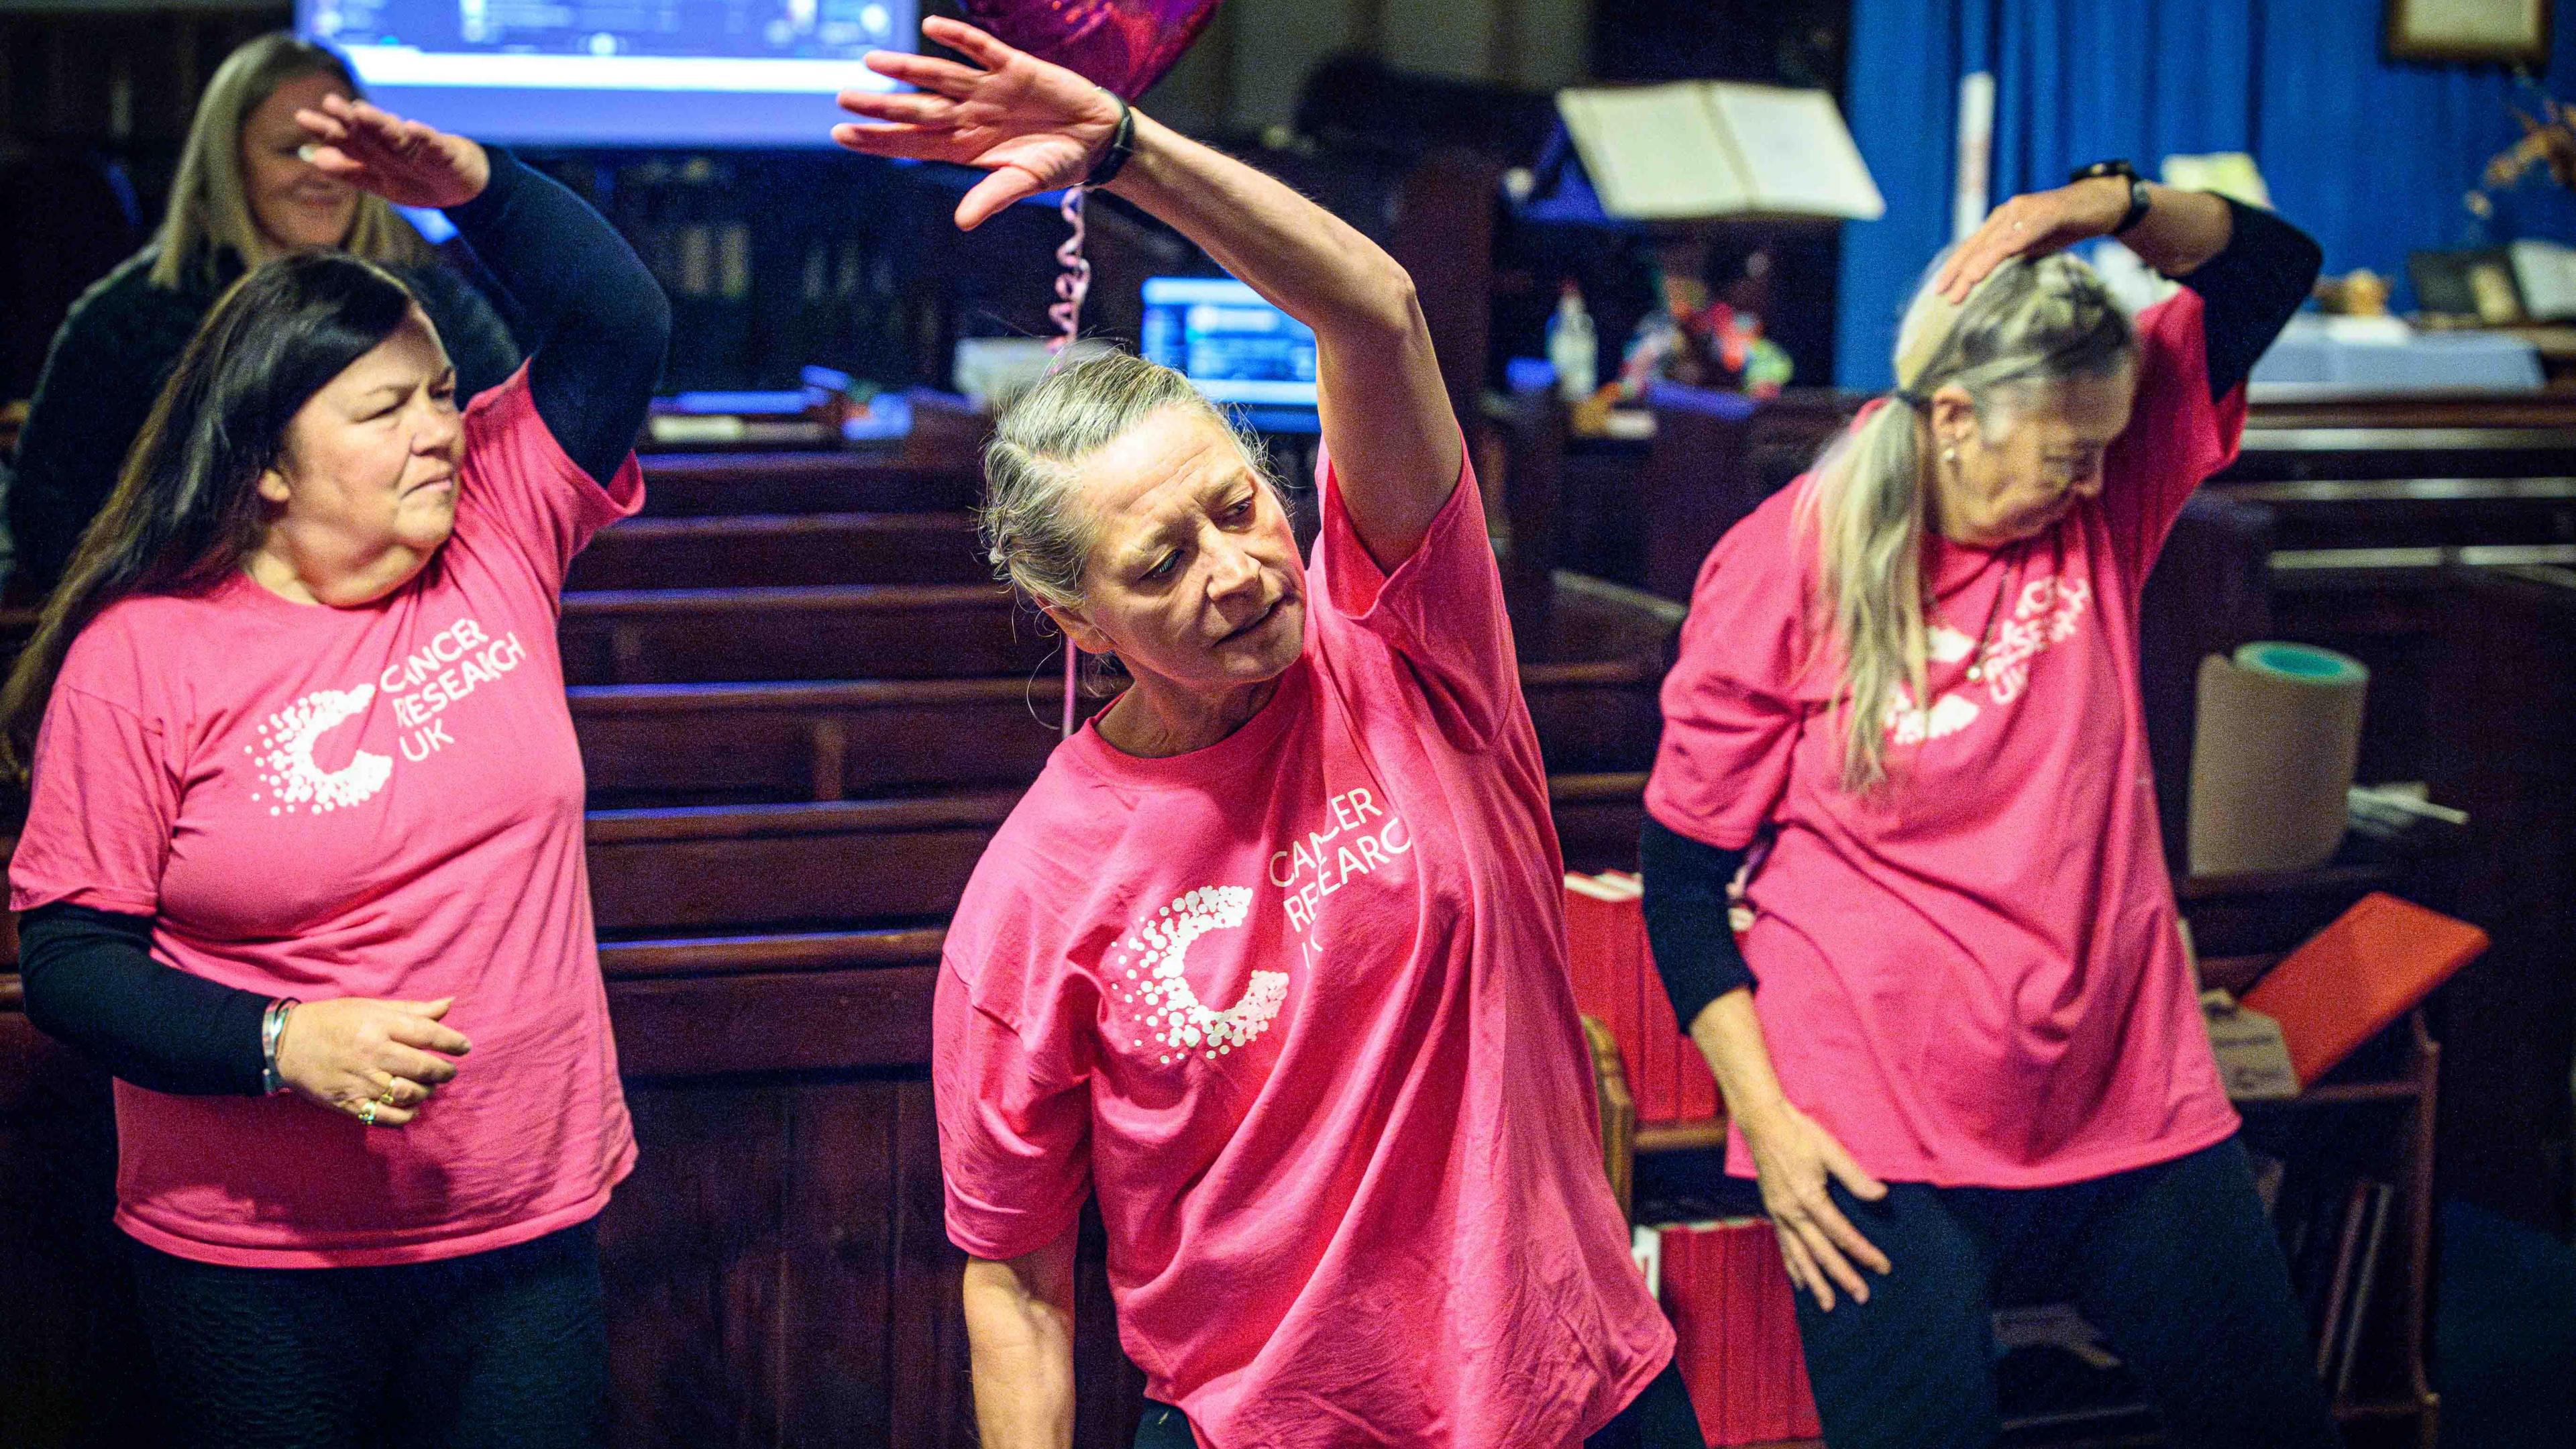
{"left": 273, "top": 996, "right": 472, "bottom": 1128}
{"left": 830, "top": 17, "right": 1126, "bottom": 230}
{"left": 1737, "top": 1097, "right": 1892, "bottom": 1310}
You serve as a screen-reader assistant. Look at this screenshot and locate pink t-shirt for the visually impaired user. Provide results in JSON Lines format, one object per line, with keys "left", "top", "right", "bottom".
{"left": 9, "top": 366, "right": 639, "bottom": 1267}
{"left": 935, "top": 456, "right": 1672, "bottom": 1448}
{"left": 1646, "top": 291, "right": 2245, "bottom": 1189}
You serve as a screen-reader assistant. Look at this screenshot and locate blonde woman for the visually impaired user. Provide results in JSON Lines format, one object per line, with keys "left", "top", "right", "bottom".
{"left": 1642, "top": 176, "right": 2334, "bottom": 1448}
{"left": 9, "top": 32, "right": 517, "bottom": 592}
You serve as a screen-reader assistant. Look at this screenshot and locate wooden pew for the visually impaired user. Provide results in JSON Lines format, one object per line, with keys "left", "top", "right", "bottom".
{"left": 1550, "top": 771, "right": 1649, "bottom": 871}
{"left": 637, "top": 451, "right": 981, "bottom": 517}
{"left": 2226, "top": 389, "right": 2576, "bottom": 484}
{"left": 585, "top": 792, "right": 1016, "bottom": 936}
{"left": 559, "top": 584, "right": 1044, "bottom": 685}
{"left": 568, "top": 512, "right": 989, "bottom": 591}
{"left": 574, "top": 678, "right": 1083, "bottom": 806}
{"left": 2212, "top": 476, "right": 2576, "bottom": 553}
{"left": 573, "top": 663, "right": 1664, "bottom": 810}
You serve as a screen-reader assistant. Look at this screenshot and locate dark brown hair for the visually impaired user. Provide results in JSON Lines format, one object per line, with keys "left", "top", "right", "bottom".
{"left": 1, "top": 252, "right": 417, "bottom": 777}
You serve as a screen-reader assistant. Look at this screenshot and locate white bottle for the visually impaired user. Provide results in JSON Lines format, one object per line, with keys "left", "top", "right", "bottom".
{"left": 1547, "top": 283, "right": 1597, "bottom": 402}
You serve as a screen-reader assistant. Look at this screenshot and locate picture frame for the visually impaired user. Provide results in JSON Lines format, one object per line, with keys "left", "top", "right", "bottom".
{"left": 2386, "top": 0, "right": 2553, "bottom": 69}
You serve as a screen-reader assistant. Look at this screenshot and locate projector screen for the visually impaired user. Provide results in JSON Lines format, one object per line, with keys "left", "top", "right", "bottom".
{"left": 301, "top": 0, "right": 914, "bottom": 147}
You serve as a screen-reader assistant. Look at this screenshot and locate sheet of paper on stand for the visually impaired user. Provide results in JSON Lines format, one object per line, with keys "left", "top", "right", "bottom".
{"left": 1554, "top": 80, "right": 1882, "bottom": 221}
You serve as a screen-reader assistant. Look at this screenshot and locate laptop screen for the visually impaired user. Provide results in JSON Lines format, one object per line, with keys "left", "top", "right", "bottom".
{"left": 1140, "top": 277, "right": 1319, "bottom": 407}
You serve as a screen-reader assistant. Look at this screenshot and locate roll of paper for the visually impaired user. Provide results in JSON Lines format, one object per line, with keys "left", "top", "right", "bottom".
{"left": 2188, "top": 643, "right": 2369, "bottom": 877}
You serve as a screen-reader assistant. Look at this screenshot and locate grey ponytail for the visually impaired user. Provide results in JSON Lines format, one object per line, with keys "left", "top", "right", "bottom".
{"left": 1799, "top": 251, "right": 2135, "bottom": 791}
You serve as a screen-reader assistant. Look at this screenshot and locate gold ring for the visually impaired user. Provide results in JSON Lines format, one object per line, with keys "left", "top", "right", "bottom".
{"left": 378, "top": 1082, "right": 399, "bottom": 1107}
{"left": 360, "top": 1100, "right": 378, "bottom": 1126}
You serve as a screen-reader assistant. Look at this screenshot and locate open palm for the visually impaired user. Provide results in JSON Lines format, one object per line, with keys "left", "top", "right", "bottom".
{"left": 293, "top": 93, "right": 490, "bottom": 210}
{"left": 833, "top": 17, "right": 1124, "bottom": 230}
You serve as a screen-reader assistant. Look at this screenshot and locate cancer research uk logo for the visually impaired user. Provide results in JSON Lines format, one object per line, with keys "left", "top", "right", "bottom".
{"left": 1885, "top": 574, "right": 2092, "bottom": 746}
{"left": 1103, "top": 787, "right": 1412, "bottom": 1067}
{"left": 244, "top": 618, "right": 529, "bottom": 816}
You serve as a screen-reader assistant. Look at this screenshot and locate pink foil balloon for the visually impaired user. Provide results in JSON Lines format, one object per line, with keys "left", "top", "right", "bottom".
{"left": 957, "top": 0, "right": 1223, "bottom": 99}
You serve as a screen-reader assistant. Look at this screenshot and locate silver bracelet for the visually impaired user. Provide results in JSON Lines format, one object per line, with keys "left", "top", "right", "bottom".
{"left": 260, "top": 998, "right": 299, "bottom": 1095}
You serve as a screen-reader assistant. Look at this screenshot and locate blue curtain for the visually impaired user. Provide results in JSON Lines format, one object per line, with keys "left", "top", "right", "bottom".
{"left": 1836, "top": 0, "right": 2576, "bottom": 388}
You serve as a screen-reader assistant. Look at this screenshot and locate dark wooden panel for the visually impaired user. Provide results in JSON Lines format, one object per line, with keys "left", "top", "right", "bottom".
{"left": 0, "top": 1013, "right": 154, "bottom": 1448}
{"left": 2225, "top": 423, "right": 2576, "bottom": 483}
{"left": 637, "top": 453, "right": 981, "bottom": 518}
{"left": 881, "top": 1079, "right": 981, "bottom": 1449}
{"left": 572, "top": 680, "right": 1079, "bottom": 806}
{"left": 777, "top": 1079, "right": 908, "bottom": 1447}
{"left": 609, "top": 968, "right": 937, "bottom": 1078}
{"left": 569, "top": 513, "right": 989, "bottom": 592}
{"left": 599, "top": 1082, "right": 792, "bottom": 1448}
{"left": 2416, "top": 568, "right": 2576, "bottom": 1230}
{"left": 584, "top": 796, "right": 1016, "bottom": 934}
{"left": 1550, "top": 771, "right": 1648, "bottom": 872}
{"left": 600, "top": 927, "right": 944, "bottom": 980}
{"left": 2211, "top": 476, "right": 2576, "bottom": 552}
{"left": 559, "top": 586, "right": 1046, "bottom": 685}
{"left": 1521, "top": 659, "right": 1666, "bottom": 775}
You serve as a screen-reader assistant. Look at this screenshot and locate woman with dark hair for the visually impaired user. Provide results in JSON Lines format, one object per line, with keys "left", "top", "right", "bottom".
{"left": 7, "top": 32, "right": 519, "bottom": 594}
{"left": 3, "top": 92, "right": 665, "bottom": 1445}
{"left": 1641, "top": 176, "right": 2332, "bottom": 1448}
{"left": 835, "top": 19, "right": 1688, "bottom": 1449}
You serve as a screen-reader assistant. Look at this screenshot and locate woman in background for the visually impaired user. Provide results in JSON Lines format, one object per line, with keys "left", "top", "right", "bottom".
{"left": 1642, "top": 174, "right": 2331, "bottom": 1448}
{"left": 9, "top": 32, "right": 518, "bottom": 594}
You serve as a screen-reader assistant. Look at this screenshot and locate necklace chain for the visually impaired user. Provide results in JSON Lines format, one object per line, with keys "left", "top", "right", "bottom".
{"left": 1958, "top": 541, "right": 2026, "bottom": 684}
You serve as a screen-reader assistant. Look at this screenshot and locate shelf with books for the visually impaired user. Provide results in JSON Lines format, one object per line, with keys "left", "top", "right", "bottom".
{"left": 1604, "top": 1006, "right": 2441, "bottom": 1449}
{"left": 2239, "top": 1008, "right": 2441, "bottom": 1448}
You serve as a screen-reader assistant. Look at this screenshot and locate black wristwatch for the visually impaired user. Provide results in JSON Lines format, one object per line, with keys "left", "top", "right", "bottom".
{"left": 2070, "top": 159, "right": 2153, "bottom": 235}
{"left": 1084, "top": 91, "right": 1137, "bottom": 189}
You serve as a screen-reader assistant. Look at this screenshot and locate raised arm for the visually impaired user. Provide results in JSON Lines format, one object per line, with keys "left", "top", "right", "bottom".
{"left": 833, "top": 17, "right": 1459, "bottom": 566}
{"left": 1936, "top": 181, "right": 2322, "bottom": 401}
{"left": 294, "top": 95, "right": 669, "bottom": 485}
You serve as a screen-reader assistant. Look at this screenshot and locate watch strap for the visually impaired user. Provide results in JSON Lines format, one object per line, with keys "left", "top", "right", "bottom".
{"left": 1084, "top": 93, "right": 1136, "bottom": 189}
{"left": 2071, "top": 159, "right": 2153, "bottom": 235}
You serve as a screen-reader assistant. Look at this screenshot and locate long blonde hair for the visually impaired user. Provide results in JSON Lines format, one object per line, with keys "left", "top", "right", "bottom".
{"left": 149, "top": 33, "right": 431, "bottom": 290}
{"left": 1801, "top": 252, "right": 2133, "bottom": 791}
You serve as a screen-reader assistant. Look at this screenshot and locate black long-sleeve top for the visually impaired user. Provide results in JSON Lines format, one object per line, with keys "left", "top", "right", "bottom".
{"left": 15, "top": 148, "right": 669, "bottom": 1095}
{"left": 1642, "top": 197, "right": 2323, "bottom": 1037}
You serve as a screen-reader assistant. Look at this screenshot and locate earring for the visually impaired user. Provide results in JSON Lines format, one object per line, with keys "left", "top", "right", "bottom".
{"left": 1943, "top": 446, "right": 1958, "bottom": 463}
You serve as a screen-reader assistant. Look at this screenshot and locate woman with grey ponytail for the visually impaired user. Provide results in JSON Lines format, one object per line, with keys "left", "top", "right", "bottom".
{"left": 832, "top": 19, "right": 1690, "bottom": 1449}
{"left": 1642, "top": 174, "right": 2332, "bottom": 1448}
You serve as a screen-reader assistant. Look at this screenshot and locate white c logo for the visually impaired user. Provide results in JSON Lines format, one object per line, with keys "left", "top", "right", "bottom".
{"left": 1132, "top": 885, "right": 1287, "bottom": 1059}
{"left": 256, "top": 685, "right": 393, "bottom": 814}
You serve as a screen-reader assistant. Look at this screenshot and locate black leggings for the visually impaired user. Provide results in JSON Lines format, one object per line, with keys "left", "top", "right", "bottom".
{"left": 1133, "top": 1357, "right": 1705, "bottom": 1448}
{"left": 1794, "top": 1136, "right": 2341, "bottom": 1449}
{"left": 127, "top": 1219, "right": 608, "bottom": 1449}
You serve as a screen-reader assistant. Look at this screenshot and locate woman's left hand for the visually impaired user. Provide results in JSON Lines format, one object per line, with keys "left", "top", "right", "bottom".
{"left": 830, "top": 16, "right": 1125, "bottom": 230}
{"left": 294, "top": 93, "right": 490, "bottom": 210}
{"left": 1933, "top": 178, "right": 2133, "bottom": 304}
